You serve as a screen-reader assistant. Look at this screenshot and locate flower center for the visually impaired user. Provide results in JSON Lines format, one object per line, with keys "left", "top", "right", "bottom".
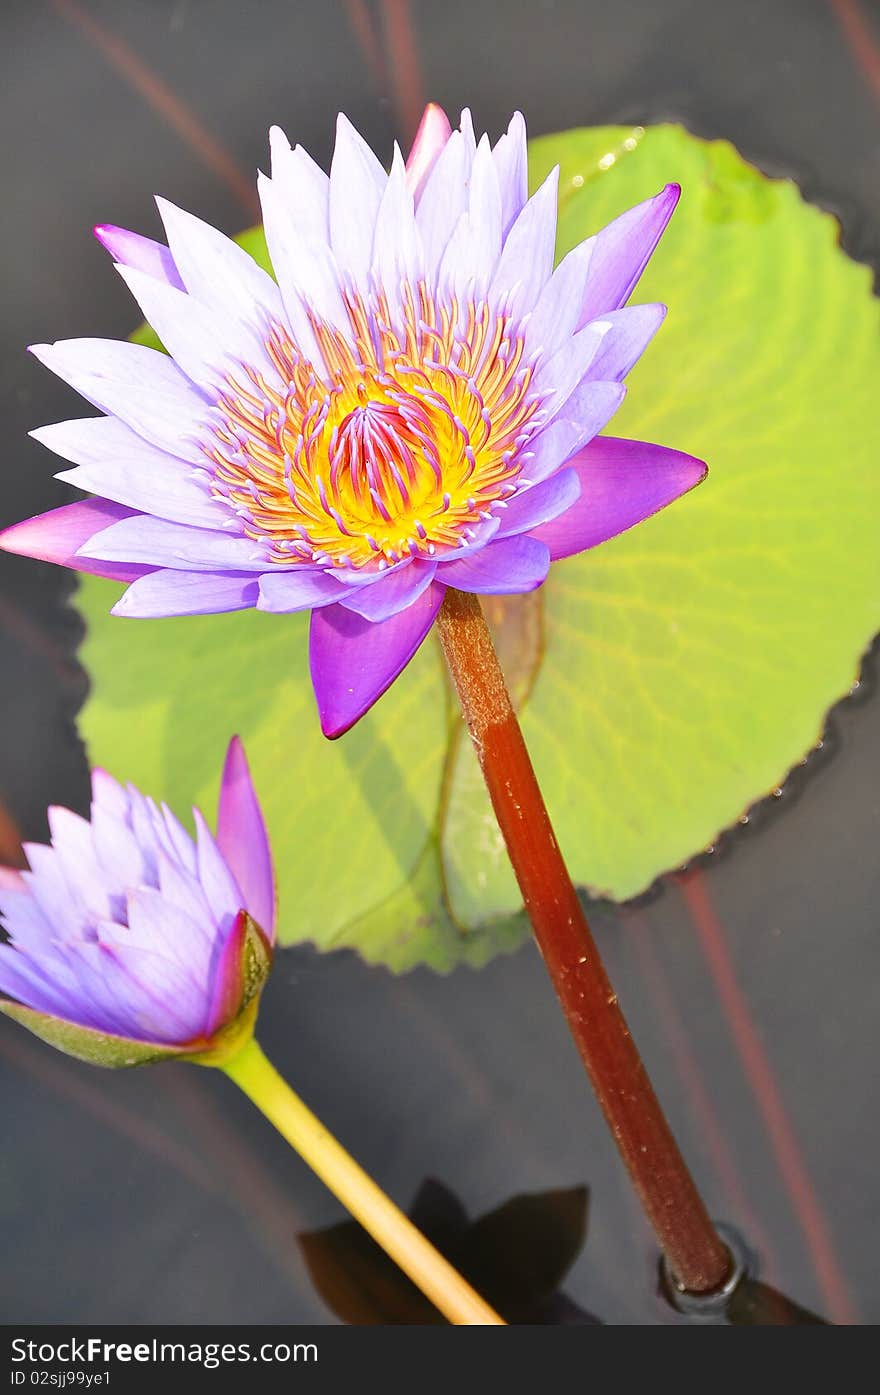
{"left": 204, "top": 283, "right": 541, "bottom": 569}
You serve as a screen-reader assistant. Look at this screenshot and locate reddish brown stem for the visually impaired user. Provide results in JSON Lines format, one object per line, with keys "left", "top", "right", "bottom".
{"left": 436, "top": 588, "right": 730, "bottom": 1293}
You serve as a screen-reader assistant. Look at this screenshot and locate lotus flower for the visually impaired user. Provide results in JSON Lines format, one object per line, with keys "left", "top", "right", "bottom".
{"left": 0, "top": 738, "right": 275, "bottom": 1067}
{"left": 2, "top": 104, "right": 706, "bottom": 737}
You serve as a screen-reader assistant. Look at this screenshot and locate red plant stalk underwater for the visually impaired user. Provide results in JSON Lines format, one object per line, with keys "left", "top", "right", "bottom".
{"left": 437, "top": 588, "right": 731, "bottom": 1294}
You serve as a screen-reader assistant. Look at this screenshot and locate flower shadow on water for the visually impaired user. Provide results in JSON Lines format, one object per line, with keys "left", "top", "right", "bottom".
{"left": 299, "top": 1178, "right": 601, "bottom": 1325}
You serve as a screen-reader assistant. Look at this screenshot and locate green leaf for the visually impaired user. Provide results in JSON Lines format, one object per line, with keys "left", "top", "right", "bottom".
{"left": 77, "top": 124, "right": 880, "bottom": 970}
{"left": 442, "top": 124, "right": 880, "bottom": 920}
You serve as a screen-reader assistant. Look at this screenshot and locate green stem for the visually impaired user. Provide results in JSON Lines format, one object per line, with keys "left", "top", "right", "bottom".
{"left": 223, "top": 1038, "right": 504, "bottom": 1326}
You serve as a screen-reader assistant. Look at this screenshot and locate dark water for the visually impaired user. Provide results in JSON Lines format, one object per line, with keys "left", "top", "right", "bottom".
{"left": 1, "top": 0, "right": 878, "bottom": 1325}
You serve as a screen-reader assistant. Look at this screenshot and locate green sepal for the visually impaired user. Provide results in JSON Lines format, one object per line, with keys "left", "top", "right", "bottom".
{"left": 0, "top": 912, "right": 274, "bottom": 1070}
{"left": 0, "top": 999, "right": 187, "bottom": 1069}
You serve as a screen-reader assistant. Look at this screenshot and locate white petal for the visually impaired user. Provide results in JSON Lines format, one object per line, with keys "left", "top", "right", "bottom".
{"left": 268, "top": 127, "right": 330, "bottom": 234}
{"left": 458, "top": 108, "right": 477, "bottom": 162}
{"left": 492, "top": 112, "right": 528, "bottom": 235}
{"left": 29, "top": 339, "right": 208, "bottom": 463}
{"left": 490, "top": 166, "right": 559, "bottom": 319}
{"left": 82, "top": 514, "right": 267, "bottom": 571}
{"left": 114, "top": 264, "right": 278, "bottom": 394}
{"left": 466, "top": 134, "right": 502, "bottom": 273}
{"left": 330, "top": 113, "right": 387, "bottom": 286}
{"left": 416, "top": 129, "right": 472, "bottom": 277}
{"left": 372, "top": 145, "right": 423, "bottom": 303}
{"left": 258, "top": 171, "right": 349, "bottom": 363}
{"left": 155, "top": 197, "right": 284, "bottom": 328}
{"left": 34, "top": 416, "right": 225, "bottom": 528}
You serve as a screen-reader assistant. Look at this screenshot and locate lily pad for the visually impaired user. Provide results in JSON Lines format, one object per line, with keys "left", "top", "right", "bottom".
{"left": 78, "top": 124, "right": 880, "bottom": 970}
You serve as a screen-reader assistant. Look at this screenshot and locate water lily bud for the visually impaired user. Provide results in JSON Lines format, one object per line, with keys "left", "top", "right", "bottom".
{"left": 0, "top": 738, "right": 276, "bottom": 1068}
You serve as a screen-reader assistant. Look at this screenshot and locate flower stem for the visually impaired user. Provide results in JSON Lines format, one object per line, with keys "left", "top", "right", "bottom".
{"left": 223, "top": 1038, "right": 505, "bottom": 1325}
{"left": 435, "top": 587, "right": 730, "bottom": 1294}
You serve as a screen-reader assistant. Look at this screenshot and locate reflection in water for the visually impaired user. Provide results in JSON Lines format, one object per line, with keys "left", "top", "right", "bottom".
{"left": 727, "top": 1278, "right": 827, "bottom": 1326}
{"left": 299, "top": 1179, "right": 601, "bottom": 1325}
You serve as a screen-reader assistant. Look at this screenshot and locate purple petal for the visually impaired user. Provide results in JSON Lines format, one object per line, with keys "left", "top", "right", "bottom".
{"left": 94, "top": 224, "right": 184, "bottom": 289}
{"left": 431, "top": 514, "right": 500, "bottom": 561}
{"left": 0, "top": 946, "right": 81, "bottom": 1021}
{"left": 309, "top": 585, "right": 445, "bottom": 738}
{"left": 339, "top": 560, "right": 437, "bottom": 622}
{"left": 579, "top": 183, "right": 680, "bottom": 324}
{"left": 257, "top": 568, "right": 350, "bottom": 613}
{"left": 438, "top": 535, "right": 551, "bottom": 594}
{"left": 39, "top": 941, "right": 147, "bottom": 1037}
{"left": 525, "top": 239, "right": 594, "bottom": 361}
{"left": 21, "top": 840, "right": 83, "bottom": 937}
{"left": 82, "top": 513, "right": 265, "bottom": 571}
{"left": 45, "top": 806, "right": 108, "bottom": 920}
{"left": 457, "top": 108, "right": 478, "bottom": 162}
{"left": 90, "top": 801, "right": 147, "bottom": 892}
{"left": 495, "top": 469, "right": 581, "bottom": 539}
{"left": 406, "top": 103, "right": 453, "bottom": 201}
{"left": 489, "top": 166, "right": 559, "bottom": 318}
{"left": 530, "top": 435, "right": 707, "bottom": 559}
{"left": 111, "top": 569, "right": 260, "bottom": 618}
{"left": 586, "top": 304, "right": 666, "bottom": 382}
{"left": 193, "top": 810, "right": 244, "bottom": 925}
{"left": 0, "top": 886, "right": 56, "bottom": 951}
{"left": 438, "top": 208, "right": 492, "bottom": 298}
{"left": 123, "top": 888, "right": 209, "bottom": 985}
{"left": 0, "top": 501, "right": 153, "bottom": 583}
{"left": 532, "top": 318, "right": 613, "bottom": 423}
{"left": 57, "top": 460, "right": 222, "bottom": 531}
{"left": 528, "top": 381, "right": 626, "bottom": 482}
{"left": 74, "top": 938, "right": 206, "bottom": 1042}
{"left": 0, "top": 867, "right": 25, "bottom": 892}
{"left": 216, "top": 737, "right": 276, "bottom": 942}
{"left": 124, "top": 791, "right": 163, "bottom": 882}
{"left": 156, "top": 803, "right": 198, "bottom": 877}
{"left": 155, "top": 851, "right": 214, "bottom": 937}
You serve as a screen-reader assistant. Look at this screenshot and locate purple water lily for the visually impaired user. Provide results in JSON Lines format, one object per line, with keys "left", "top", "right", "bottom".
{"left": 2, "top": 104, "right": 706, "bottom": 737}
{"left": 0, "top": 738, "right": 275, "bottom": 1066}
